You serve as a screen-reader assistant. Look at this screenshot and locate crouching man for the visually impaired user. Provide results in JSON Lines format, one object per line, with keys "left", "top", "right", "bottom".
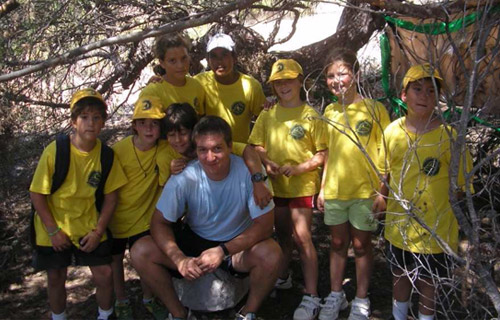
{"left": 131, "top": 116, "right": 282, "bottom": 320}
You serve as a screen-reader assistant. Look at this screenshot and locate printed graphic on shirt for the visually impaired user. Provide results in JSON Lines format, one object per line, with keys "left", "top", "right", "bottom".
{"left": 231, "top": 101, "right": 246, "bottom": 115}
{"left": 290, "top": 124, "right": 306, "bottom": 140}
{"left": 87, "top": 171, "right": 102, "bottom": 188}
{"left": 356, "top": 120, "right": 372, "bottom": 136}
{"left": 422, "top": 157, "right": 441, "bottom": 176}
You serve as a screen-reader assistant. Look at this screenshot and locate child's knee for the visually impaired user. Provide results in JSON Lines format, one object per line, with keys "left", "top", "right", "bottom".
{"left": 330, "top": 236, "right": 348, "bottom": 251}
{"left": 91, "top": 264, "right": 113, "bottom": 287}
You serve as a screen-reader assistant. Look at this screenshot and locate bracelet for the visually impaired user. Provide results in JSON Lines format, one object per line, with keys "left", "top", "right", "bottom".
{"left": 48, "top": 227, "right": 61, "bottom": 237}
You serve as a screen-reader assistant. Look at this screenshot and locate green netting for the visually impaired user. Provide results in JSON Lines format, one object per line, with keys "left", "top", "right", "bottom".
{"left": 379, "top": 6, "right": 500, "bottom": 132}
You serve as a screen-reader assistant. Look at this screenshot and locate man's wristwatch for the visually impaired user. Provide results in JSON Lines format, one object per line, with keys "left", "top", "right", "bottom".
{"left": 251, "top": 172, "right": 268, "bottom": 183}
{"left": 219, "top": 243, "right": 231, "bottom": 259}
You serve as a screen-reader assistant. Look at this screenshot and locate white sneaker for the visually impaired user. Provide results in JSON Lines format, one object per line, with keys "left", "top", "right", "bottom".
{"left": 319, "top": 291, "right": 349, "bottom": 320}
{"left": 347, "top": 297, "right": 370, "bottom": 320}
{"left": 275, "top": 272, "right": 292, "bottom": 289}
{"left": 293, "top": 295, "right": 321, "bottom": 320}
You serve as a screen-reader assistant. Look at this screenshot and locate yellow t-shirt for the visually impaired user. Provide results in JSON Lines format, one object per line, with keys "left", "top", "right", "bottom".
{"left": 139, "top": 76, "right": 205, "bottom": 114}
{"left": 323, "top": 99, "right": 390, "bottom": 200}
{"left": 248, "top": 103, "right": 327, "bottom": 198}
{"left": 378, "top": 118, "right": 472, "bottom": 254}
{"left": 195, "top": 71, "right": 266, "bottom": 143}
{"left": 30, "top": 139, "right": 128, "bottom": 247}
{"left": 156, "top": 141, "right": 248, "bottom": 187}
{"left": 110, "top": 136, "right": 166, "bottom": 238}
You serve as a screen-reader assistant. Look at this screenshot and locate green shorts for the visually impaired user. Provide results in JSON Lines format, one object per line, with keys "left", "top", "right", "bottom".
{"left": 324, "top": 198, "right": 377, "bottom": 231}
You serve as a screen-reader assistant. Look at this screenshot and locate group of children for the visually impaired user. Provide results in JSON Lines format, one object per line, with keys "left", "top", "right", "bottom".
{"left": 29, "top": 30, "right": 472, "bottom": 320}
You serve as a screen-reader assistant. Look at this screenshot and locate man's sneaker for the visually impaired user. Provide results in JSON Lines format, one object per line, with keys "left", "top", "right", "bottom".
{"left": 347, "top": 297, "right": 370, "bottom": 320}
{"left": 275, "top": 272, "right": 292, "bottom": 289}
{"left": 143, "top": 298, "right": 169, "bottom": 320}
{"left": 114, "top": 300, "right": 133, "bottom": 320}
{"left": 293, "top": 294, "right": 321, "bottom": 320}
{"left": 235, "top": 311, "right": 257, "bottom": 320}
{"left": 319, "top": 291, "right": 349, "bottom": 320}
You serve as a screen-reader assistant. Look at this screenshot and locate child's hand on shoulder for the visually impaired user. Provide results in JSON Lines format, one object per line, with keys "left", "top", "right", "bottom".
{"left": 79, "top": 230, "right": 102, "bottom": 253}
{"left": 147, "top": 75, "right": 163, "bottom": 85}
{"left": 171, "top": 158, "right": 188, "bottom": 175}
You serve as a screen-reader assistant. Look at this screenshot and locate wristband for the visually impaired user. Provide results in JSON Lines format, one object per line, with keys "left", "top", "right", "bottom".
{"left": 48, "top": 227, "right": 61, "bottom": 237}
{"left": 219, "top": 243, "right": 230, "bottom": 258}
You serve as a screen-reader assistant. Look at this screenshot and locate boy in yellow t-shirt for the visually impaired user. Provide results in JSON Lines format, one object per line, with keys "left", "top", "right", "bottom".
{"left": 317, "top": 48, "right": 390, "bottom": 320}
{"left": 140, "top": 33, "right": 205, "bottom": 115}
{"left": 249, "top": 59, "right": 327, "bottom": 320}
{"left": 373, "top": 64, "right": 473, "bottom": 320}
{"left": 110, "top": 96, "right": 168, "bottom": 320}
{"left": 30, "top": 88, "right": 128, "bottom": 320}
{"left": 195, "top": 33, "right": 266, "bottom": 143}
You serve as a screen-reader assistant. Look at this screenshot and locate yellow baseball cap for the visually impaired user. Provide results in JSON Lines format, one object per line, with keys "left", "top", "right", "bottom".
{"left": 70, "top": 88, "right": 106, "bottom": 110}
{"left": 132, "top": 96, "right": 165, "bottom": 120}
{"left": 402, "top": 64, "right": 443, "bottom": 90}
{"left": 268, "top": 59, "right": 303, "bottom": 83}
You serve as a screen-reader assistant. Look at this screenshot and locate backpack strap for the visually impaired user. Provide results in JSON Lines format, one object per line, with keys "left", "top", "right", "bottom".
{"left": 95, "top": 142, "right": 114, "bottom": 212}
{"left": 51, "top": 134, "right": 71, "bottom": 194}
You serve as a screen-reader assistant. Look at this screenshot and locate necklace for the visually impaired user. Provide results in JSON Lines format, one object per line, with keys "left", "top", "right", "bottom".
{"left": 132, "top": 136, "right": 158, "bottom": 178}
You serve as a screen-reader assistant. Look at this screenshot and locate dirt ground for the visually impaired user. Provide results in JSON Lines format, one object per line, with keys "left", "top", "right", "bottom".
{"left": 0, "top": 132, "right": 395, "bottom": 320}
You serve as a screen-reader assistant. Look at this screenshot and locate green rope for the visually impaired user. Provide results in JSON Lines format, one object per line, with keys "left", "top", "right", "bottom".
{"left": 379, "top": 6, "right": 500, "bottom": 132}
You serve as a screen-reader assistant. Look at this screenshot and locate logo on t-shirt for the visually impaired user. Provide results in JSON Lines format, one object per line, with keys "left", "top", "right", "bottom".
{"left": 141, "top": 99, "right": 152, "bottom": 110}
{"left": 231, "top": 101, "right": 245, "bottom": 115}
{"left": 422, "top": 157, "right": 440, "bottom": 176}
{"left": 356, "top": 120, "right": 372, "bottom": 136}
{"left": 290, "top": 124, "right": 306, "bottom": 140}
{"left": 87, "top": 171, "right": 102, "bottom": 188}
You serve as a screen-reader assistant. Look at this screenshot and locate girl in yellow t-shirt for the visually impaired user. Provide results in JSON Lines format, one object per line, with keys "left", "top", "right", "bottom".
{"left": 110, "top": 96, "right": 169, "bottom": 319}
{"left": 317, "top": 48, "right": 390, "bottom": 320}
{"left": 249, "top": 59, "right": 327, "bottom": 320}
{"left": 140, "top": 33, "right": 205, "bottom": 115}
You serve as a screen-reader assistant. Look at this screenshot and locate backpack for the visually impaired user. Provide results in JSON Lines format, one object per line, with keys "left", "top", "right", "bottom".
{"left": 30, "top": 134, "right": 114, "bottom": 247}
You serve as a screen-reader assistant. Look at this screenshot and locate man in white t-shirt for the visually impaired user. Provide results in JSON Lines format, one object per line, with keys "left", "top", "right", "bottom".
{"left": 131, "top": 116, "right": 281, "bottom": 320}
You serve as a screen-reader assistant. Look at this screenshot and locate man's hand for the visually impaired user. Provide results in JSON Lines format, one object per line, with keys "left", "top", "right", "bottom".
{"left": 177, "top": 257, "right": 204, "bottom": 281}
{"left": 279, "top": 164, "right": 300, "bottom": 177}
{"left": 79, "top": 230, "right": 102, "bottom": 253}
{"left": 265, "top": 161, "right": 281, "bottom": 179}
{"left": 317, "top": 189, "right": 325, "bottom": 212}
{"left": 253, "top": 182, "right": 273, "bottom": 209}
{"left": 171, "top": 158, "right": 188, "bottom": 175}
{"left": 372, "top": 195, "right": 387, "bottom": 220}
{"left": 50, "top": 229, "right": 72, "bottom": 252}
{"left": 194, "top": 246, "right": 224, "bottom": 274}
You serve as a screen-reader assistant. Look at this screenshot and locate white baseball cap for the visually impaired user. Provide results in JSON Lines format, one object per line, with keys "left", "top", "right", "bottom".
{"left": 206, "top": 33, "right": 235, "bottom": 53}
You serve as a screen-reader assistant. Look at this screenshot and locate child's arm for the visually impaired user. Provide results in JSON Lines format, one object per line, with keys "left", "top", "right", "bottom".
{"left": 242, "top": 144, "right": 273, "bottom": 209}
{"left": 80, "top": 190, "right": 119, "bottom": 253}
{"left": 279, "top": 149, "right": 326, "bottom": 177}
{"left": 30, "top": 191, "right": 71, "bottom": 251}
{"left": 372, "top": 174, "right": 390, "bottom": 220}
{"left": 317, "top": 150, "right": 329, "bottom": 212}
{"left": 252, "top": 145, "right": 281, "bottom": 179}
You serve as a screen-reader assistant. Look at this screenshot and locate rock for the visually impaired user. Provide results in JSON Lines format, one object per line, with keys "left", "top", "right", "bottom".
{"left": 173, "top": 268, "right": 249, "bottom": 312}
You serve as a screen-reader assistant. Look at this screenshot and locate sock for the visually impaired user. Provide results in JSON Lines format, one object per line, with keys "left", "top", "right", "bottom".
{"left": 143, "top": 297, "right": 153, "bottom": 304}
{"left": 52, "top": 311, "right": 67, "bottom": 320}
{"left": 354, "top": 296, "right": 369, "bottom": 304}
{"left": 418, "top": 311, "right": 434, "bottom": 320}
{"left": 329, "top": 290, "right": 344, "bottom": 297}
{"left": 392, "top": 299, "right": 409, "bottom": 320}
{"left": 97, "top": 307, "right": 113, "bottom": 320}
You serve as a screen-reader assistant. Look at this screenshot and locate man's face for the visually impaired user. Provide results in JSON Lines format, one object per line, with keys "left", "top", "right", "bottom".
{"left": 208, "top": 48, "right": 235, "bottom": 79}
{"left": 195, "top": 133, "right": 232, "bottom": 181}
